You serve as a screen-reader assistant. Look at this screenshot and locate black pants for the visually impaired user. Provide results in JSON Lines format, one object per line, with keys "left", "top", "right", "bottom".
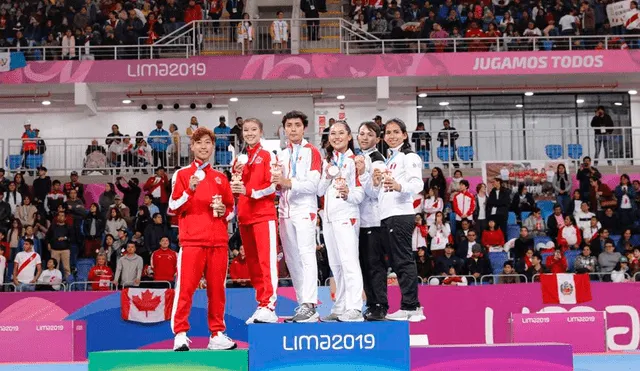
{"left": 152, "top": 150, "right": 167, "bottom": 167}
{"left": 359, "top": 227, "right": 388, "bottom": 310}
{"left": 381, "top": 215, "right": 420, "bottom": 310}
{"left": 306, "top": 19, "right": 320, "bottom": 41}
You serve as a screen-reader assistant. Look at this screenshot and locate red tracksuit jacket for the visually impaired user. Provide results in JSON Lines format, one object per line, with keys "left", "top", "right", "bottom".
{"left": 144, "top": 175, "right": 170, "bottom": 203}
{"left": 236, "top": 144, "right": 277, "bottom": 225}
{"left": 169, "top": 161, "right": 234, "bottom": 248}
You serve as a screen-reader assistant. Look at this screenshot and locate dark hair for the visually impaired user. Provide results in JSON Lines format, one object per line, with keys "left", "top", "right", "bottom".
{"left": 521, "top": 226, "right": 529, "bottom": 232}
{"left": 105, "top": 182, "right": 116, "bottom": 197}
{"left": 109, "top": 207, "right": 123, "bottom": 220}
{"left": 52, "top": 179, "right": 61, "bottom": 186}
{"left": 152, "top": 212, "right": 162, "bottom": 219}
{"left": 493, "top": 177, "right": 503, "bottom": 186}
{"left": 604, "top": 238, "right": 615, "bottom": 246}
{"left": 282, "top": 110, "right": 309, "bottom": 128}
{"left": 553, "top": 204, "right": 562, "bottom": 209}
{"left": 454, "top": 170, "right": 463, "bottom": 177}
{"left": 503, "top": 260, "right": 514, "bottom": 268}
{"left": 475, "top": 182, "right": 486, "bottom": 193}
{"left": 460, "top": 218, "right": 470, "bottom": 224}
{"left": 459, "top": 180, "right": 470, "bottom": 189}
{"left": 325, "top": 121, "right": 355, "bottom": 162}
{"left": 583, "top": 156, "right": 591, "bottom": 162}
{"left": 126, "top": 241, "right": 137, "bottom": 248}
{"left": 244, "top": 118, "right": 264, "bottom": 130}
{"left": 276, "top": 10, "right": 284, "bottom": 15}
{"left": 416, "top": 122, "right": 425, "bottom": 130}
{"left": 384, "top": 118, "right": 412, "bottom": 152}
{"left": 23, "top": 238, "right": 34, "bottom": 246}
{"left": 415, "top": 213, "right": 426, "bottom": 225}
{"left": 620, "top": 173, "right": 631, "bottom": 184}
{"left": 358, "top": 121, "right": 381, "bottom": 137}
{"left": 556, "top": 163, "right": 568, "bottom": 180}
{"left": 432, "top": 167, "right": 445, "bottom": 180}
{"left": 517, "top": 183, "right": 526, "bottom": 194}
{"left": 598, "top": 227, "right": 609, "bottom": 235}
{"left": 443, "top": 119, "right": 450, "bottom": 125}
{"left": 566, "top": 215, "right": 577, "bottom": 226}
{"left": 48, "top": 258, "right": 58, "bottom": 269}
{"left": 532, "top": 207, "right": 541, "bottom": 214}
{"left": 597, "top": 105, "right": 606, "bottom": 112}
{"left": 532, "top": 252, "right": 542, "bottom": 261}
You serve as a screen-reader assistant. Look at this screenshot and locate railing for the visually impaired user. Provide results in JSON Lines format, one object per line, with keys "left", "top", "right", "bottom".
{"left": 2, "top": 44, "right": 193, "bottom": 61}
{"left": 69, "top": 281, "right": 117, "bottom": 291}
{"left": 635, "top": 272, "right": 640, "bottom": 282}
{"left": 121, "top": 280, "right": 173, "bottom": 289}
{"left": 480, "top": 274, "right": 528, "bottom": 284}
{"left": 0, "top": 283, "right": 16, "bottom": 292}
{"left": 343, "top": 34, "right": 640, "bottom": 54}
{"left": 426, "top": 275, "right": 477, "bottom": 285}
{"left": 5, "top": 134, "right": 239, "bottom": 176}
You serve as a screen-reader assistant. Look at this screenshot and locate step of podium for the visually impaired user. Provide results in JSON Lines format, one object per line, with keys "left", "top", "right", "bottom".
{"left": 88, "top": 349, "right": 248, "bottom": 371}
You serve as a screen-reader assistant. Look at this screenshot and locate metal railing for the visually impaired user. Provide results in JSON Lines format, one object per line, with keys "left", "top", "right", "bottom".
{"left": 480, "top": 274, "right": 528, "bottom": 284}
{"left": 343, "top": 34, "right": 640, "bottom": 55}
{"left": 0, "top": 283, "right": 16, "bottom": 292}
{"left": 2, "top": 44, "right": 193, "bottom": 61}
{"left": 635, "top": 272, "right": 640, "bottom": 282}
{"left": 5, "top": 134, "right": 239, "bottom": 176}
{"left": 69, "top": 281, "right": 117, "bottom": 291}
{"left": 426, "top": 275, "right": 477, "bottom": 285}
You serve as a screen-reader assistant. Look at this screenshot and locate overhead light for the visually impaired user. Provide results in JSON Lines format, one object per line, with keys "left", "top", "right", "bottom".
{"left": 614, "top": 102, "right": 623, "bottom": 106}
{"left": 336, "top": 95, "right": 346, "bottom": 100}
{"left": 439, "top": 101, "right": 449, "bottom": 106}
{"left": 516, "top": 104, "right": 523, "bottom": 108}
{"left": 524, "top": 92, "right": 534, "bottom": 96}
{"left": 418, "top": 93, "right": 427, "bottom": 98}
{"left": 41, "top": 100, "right": 51, "bottom": 106}
{"left": 229, "top": 97, "right": 239, "bottom": 102}
{"left": 416, "top": 105, "right": 423, "bottom": 109}
{"left": 122, "top": 99, "right": 132, "bottom": 104}
{"left": 190, "top": 103, "right": 197, "bottom": 109}
{"left": 157, "top": 104, "right": 163, "bottom": 110}
{"left": 576, "top": 99, "right": 585, "bottom": 104}
{"left": 173, "top": 103, "right": 180, "bottom": 110}
{"left": 206, "top": 103, "right": 213, "bottom": 109}
{"left": 629, "top": 90, "right": 638, "bottom": 95}
{"left": 141, "top": 104, "right": 148, "bottom": 110}
{"left": 272, "top": 110, "right": 282, "bottom": 115}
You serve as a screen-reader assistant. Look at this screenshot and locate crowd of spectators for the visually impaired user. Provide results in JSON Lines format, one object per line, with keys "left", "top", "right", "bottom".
{"left": 347, "top": 0, "right": 640, "bottom": 51}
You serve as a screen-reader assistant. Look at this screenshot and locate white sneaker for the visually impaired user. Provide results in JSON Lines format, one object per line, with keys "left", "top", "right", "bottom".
{"left": 408, "top": 307, "right": 426, "bottom": 322}
{"left": 338, "top": 309, "right": 364, "bottom": 322}
{"left": 245, "top": 308, "right": 260, "bottom": 325}
{"left": 253, "top": 307, "right": 278, "bottom": 323}
{"left": 385, "top": 309, "right": 410, "bottom": 321}
{"left": 207, "top": 331, "right": 237, "bottom": 350}
{"left": 173, "top": 332, "right": 191, "bottom": 351}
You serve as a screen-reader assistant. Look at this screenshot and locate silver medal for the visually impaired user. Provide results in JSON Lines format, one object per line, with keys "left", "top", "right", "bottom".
{"left": 328, "top": 165, "right": 340, "bottom": 177}
{"left": 195, "top": 169, "right": 205, "bottom": 180}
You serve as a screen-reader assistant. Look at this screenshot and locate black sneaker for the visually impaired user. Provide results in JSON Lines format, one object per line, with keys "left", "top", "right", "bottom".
{"left": 365, "top": 306, "right": 387, "bottom": 321}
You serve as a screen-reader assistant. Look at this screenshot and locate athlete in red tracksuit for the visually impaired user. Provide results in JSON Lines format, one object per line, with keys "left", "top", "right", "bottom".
{"left": 230, "top": 118, "right": 279, "bottom": 324}
{"left": 168, "top": 127, "right": 236, "bottom": 352}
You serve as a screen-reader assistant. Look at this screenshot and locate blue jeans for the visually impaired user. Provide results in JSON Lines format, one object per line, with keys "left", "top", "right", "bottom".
{"left": 16, "top": 283, "right": 35, "bottom": 292}
{"left": 556, "top": 194, "right": 570, "bottom": 213}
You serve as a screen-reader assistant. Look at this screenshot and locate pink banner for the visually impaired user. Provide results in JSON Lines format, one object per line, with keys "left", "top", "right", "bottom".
{"left": 1, "top": 50, "right": 639, "bottom": 85}
{"left": 390, "top": 283, "right": 640, "bottom": 352}
{"left": 512, "top": 312, "right": 607, "bottom": 353}
{"left": 0, "top": 320, "right": 87, "bottom": 363}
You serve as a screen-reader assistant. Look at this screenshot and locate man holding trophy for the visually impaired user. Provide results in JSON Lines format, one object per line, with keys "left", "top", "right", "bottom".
{"left": 272, "top": 111, "right": 322, "bottom": 323}
{"left": 168, "top": 127, "right": 236, "bottom": 351}
{"left": 230, "top": 118, "right": 280, "bottom": 324}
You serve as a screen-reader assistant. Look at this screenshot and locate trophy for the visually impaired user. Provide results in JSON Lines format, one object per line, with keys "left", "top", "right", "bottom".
{"left": 211, "top": 195, "right": 223, "bottom": 217}
{"left": 270, "top": 154, "right": 282, "bottom": 183}
{"left": 328, "top": 165, "right": 345, "bottom": 199}
{"left": 231, "top": 154, "right": 248, "bottom": 193}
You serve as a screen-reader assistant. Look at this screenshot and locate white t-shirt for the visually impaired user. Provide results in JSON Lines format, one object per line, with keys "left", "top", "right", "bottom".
{"left": 558, "top": 15, "right": 576, "bottom": 32}
{"left": 38, "top": 269, "right": 63, "bottom": 290}
{"left": 0, "top": 255, "right": 6, "bottom": 285}
{"left": 14, "top": 251, "right": 41, "bottom": 284}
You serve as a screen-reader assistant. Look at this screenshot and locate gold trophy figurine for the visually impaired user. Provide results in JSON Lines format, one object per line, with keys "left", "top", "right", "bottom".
{"left": 231, "top": 154, "right": 248, "bottom": 194}
{"left": 211, "top": 195, "right": 223, "bottom": 217}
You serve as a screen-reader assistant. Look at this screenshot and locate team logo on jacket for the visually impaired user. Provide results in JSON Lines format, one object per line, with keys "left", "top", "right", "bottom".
{"left": 560, "top": 281, "right": 574, "bottom": 296}
{"left": 215, "top": 177, "right": 222, "bottom": 184}
{"left": 255, "top": 157, "right": 263, "bottom": 164}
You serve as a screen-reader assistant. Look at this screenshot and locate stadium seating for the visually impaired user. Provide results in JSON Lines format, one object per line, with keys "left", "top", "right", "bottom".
{"left": 507, "top": 225, "right": 520, "bottom": 241}
{"left": 545, "top": 145, "right": 563, "bottom": 160}
{"left": 567, "top": 144, "right": 583, "bottom": 160}
{"left": 565, "top": 250, "right": 580, "bottom": 272}
{"left": 457, "top": 146, "right": 474, "bottom": 162}
{"left": 488, "top": 252, "right": 508, "bottom": 275}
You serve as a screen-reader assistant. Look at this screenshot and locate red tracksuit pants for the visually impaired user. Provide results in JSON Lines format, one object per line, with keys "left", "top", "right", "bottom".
{"left": 171, "top": 246, "right": 228, "bottom": 335}
{"left": 239, "top": 220, "right": 278, "bottom": 310}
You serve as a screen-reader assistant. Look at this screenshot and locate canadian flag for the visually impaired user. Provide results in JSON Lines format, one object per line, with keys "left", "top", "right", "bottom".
{"left": 121, "top": 288, "right": 175, "bottom": 323}
{"left": 540, "top": 273, "right": 592, "bottom": 305}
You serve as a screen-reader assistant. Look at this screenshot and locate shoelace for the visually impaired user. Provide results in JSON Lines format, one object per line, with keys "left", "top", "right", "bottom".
{"left": 294, "top": 305, "right": 313, "bottom": 317}
{"left": 216, "top": 332, "right": 233, "bottom": 342}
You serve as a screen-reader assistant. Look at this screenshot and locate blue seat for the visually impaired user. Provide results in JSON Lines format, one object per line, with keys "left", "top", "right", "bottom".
{"left": 536, "top": 200, "right": 555, "bottom": 214}
{"left": 33, "top": 49, "right": 42, "bottom": 61}
{"left": 545, "top": 145, "right": 563, "bottom": 160}
{"left": 460, "top": 16, "right": 467, "bottom": 24}
{"left": 507, "top": 225, "right": 520, "bottom": 241}
{"left": 543, "top": 40, "right": 554, "bottom": 51}
{"left": 609, "top": 234, "right": 621, "bottom": 247}
{"left": 630, "top": 235, "right": 640, "bottom": 246}
{"left": 565, "top": 250, "right": 580, "bottom": 272}
{"left": 215, "top": 151, "right": 232, "bottom": 165}
{"left": 542, "top": 210, "right": 553, "bottom": 222}
{"left": 437, "top": 147, "right": 454, "bottom": 162}
{"left": 489, "top": 252, "right": 508, "bottom": 275}
{"left": 457, "top": 146, "right": 474, "bottom": 161}
{"left": 25, "top": 154, "right": 43, "bottom": 169}
{"left": 567, "top": 144, "right": 583, "bottom": 160}
{"left": 449, "top": 209, "right": 457, "bottom": 236}
{"left": 521, "top": 211, "right": 531, "bottom": 221}
{"left": 416, "top": 150, "right": 430, "bottom": 168}
{"left": 507, "top": 212, "right": 517, "bottom": 225}
{"left": 541, "top": 252, "right": 553, "bottom": 262}
{"left": 6, "top": 155, "right": 22, "bottom": 170}
{"left": 76, "top": 258, "right": 95, "bottom": 283}
{"left": 495, "top": 15, "right": 504, "bottom": 24}
{"left": 534, "top": 236, "right": 552, "bottom": 248}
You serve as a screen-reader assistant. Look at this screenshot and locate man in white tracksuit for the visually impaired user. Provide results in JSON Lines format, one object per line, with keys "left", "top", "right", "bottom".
{"left": 272, "top": 110, "right": 322, "bottom": 322}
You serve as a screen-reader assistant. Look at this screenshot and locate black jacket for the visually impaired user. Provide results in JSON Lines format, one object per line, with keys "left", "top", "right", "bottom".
{"left": 435, "top": 254, "right": 464, "bottom": 275}
{"left": 590, "top": 113, "right": 614, "bottom": 135}
{"left": 82, "top": 213, "right": 105, "bottom": 239}
{"left": 437, "top": 127, "right": 459, "bottom": 146}
{"left": 143, "top": 223, "right": 169, "bottom": 255}
{"left": 577, "top": 166, "right": 601, "bottom": 195}
{"left": 512, "top": 237, "right": 534, "bottom": 262}
{"left": 423, "top": 176, "right": 447, "bottom": 200}
{"left": 487, "top": 187, "right": 511, "bottom": 217}
{"left": 510, "top": 192, "right": 536, "bottom": 215}
{"left": 589, "top": 238, "right": 606, "bottom": 258}
{"left": 466, "top": 256, "right": 492, "bottom": 276}
{"left": 47, "top": 223, "right": 73, "bottom": 251}
{"left": 116, "top": 181, "right": 141, "bottom": 215}
{"left": 32, "top": 177, "right": 52, "bottom": 204}
{"left": 226, "top": 0, "right": 245, "bottom": 19}
{"left": 0, "top": 200, "right": 11, "bottom": 229}
{"left": 546, "top": 214, "right": 563, "bottom": 241}
{"left": 600, "top": 213, "right": 619, "bottom": 235}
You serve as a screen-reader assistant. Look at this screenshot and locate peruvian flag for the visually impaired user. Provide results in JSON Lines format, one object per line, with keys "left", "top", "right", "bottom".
{"left": 121, "top": 288, "right": 175, "bottom": 323}
{"left": 540, "top": 273, "right": 592, "bottom": 305}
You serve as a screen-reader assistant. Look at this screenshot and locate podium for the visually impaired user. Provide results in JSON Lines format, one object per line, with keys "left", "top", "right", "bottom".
{"left": 248, "top": 322, "right": 410, "bottom": 371}
{"left": 88, "top": 349, "right": 248, "bottom": 371}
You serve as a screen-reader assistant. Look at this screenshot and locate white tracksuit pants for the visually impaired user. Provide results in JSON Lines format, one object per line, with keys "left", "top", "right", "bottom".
{"left": 323, "top": 218, "right": 364, "bottom": 313}
{"left": 280, "top": 215, "right": 318, "bottom": 305}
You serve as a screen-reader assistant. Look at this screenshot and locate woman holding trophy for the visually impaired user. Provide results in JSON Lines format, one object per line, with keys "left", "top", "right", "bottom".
{"left": 371, "top": 118, "right": 426, "bottom": 322}
{"left": 230, "top": 118, "right": 280, "bottom": 324}
{"left": 316, "top": 121, "right": 365, "bottom": 322}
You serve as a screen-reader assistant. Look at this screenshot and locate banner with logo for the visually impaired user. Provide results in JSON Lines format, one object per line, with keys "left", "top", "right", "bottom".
{"left": 512, "top": 312, "right": 607, "bottom": 353}
{"left": 0, "top": 52, "right": 27, "bottom": 73}
{"left": 0, "top": 320, "right": 86, "bottom": 363}
{"left": 248, "top": 322, "right": 410, "bottom": 371}
{"left": 607, "top": 0, "right": 633, "bottom": 27}
{"left": 482, "top": 160, "right": 568, "bottom": 201}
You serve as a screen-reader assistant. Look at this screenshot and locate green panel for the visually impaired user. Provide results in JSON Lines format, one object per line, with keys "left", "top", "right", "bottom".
{"left": 88, "top": 350, "right": 248, "bottom": 371}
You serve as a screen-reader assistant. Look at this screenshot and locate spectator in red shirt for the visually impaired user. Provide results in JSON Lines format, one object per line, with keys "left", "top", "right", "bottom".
{"left": 88, "top": 254, "right": 114, "bottom": 291}
{"left": 545, "top": 248, "right": 568, "bottom": 274}
{"left": 143, "top": 166, "right": 170, "bottom": 215}
{"left": 229, "top": 246, "right": 251, "bottom": 288}
{"left": 465, "top": 21, "right": 486, "bottom": 51}
{"left": 184, "top": 0, "right": 203, "bottom": 24}
{"left": 481, "top": 219, "right": 505, "bottom": 250}
{"left": 150, "top": 237, "right": 177, "bottom": 285}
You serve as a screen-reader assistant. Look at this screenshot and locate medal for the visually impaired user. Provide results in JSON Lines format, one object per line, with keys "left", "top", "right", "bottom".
{"left": 328, "top": 165, "right": 339, "bottom": 177}
{"left": 236, "top": 154, "right": 249, "bottom": 165}
{"left": 195, "top": 169, "right": 205, "bottom": 180}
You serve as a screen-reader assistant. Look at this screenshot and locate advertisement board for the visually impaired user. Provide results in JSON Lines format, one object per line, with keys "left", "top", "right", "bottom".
{"left": 0, "top": 320, "right": 86, "bottom": 363}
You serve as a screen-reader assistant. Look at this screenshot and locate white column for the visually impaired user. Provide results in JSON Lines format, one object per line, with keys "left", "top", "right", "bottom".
{"left": 376, "top": 76, "right": 389, "bottom": 111}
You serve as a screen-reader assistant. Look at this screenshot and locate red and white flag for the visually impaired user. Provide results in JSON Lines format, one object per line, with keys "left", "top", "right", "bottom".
{"left": 540, "top": 273, "right": 592, "bottom": 305}
{"left": 121, "top": 288, "right": 175, "bottom": 323}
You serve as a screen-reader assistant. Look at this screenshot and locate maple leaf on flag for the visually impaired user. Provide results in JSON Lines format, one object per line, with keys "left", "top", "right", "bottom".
{"left": 132, "top": 290, "right": 162, "bottom": 317}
